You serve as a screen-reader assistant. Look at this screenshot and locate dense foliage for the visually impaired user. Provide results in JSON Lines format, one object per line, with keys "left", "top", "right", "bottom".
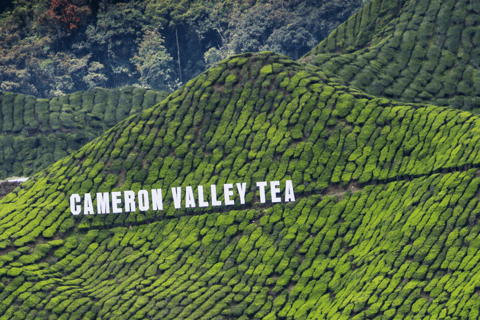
{"left": 38, "top": 0, "right": 92, "bottom": 30}
{"left": 0, "top": 0, "right": 363, "bottom": 98}
{"left": 0, "top": 87, "right": 168, "bottom": 179}
{"left": 1, "top": 51, "right": 480, "bottom": 319}
{"left": 3, "top": 0, "right": 480, "bottom": 319}
{"left": 302, "top": 0, "right": 480, "bottom": 111}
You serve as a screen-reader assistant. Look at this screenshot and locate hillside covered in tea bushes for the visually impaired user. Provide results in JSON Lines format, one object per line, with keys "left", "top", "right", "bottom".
{"left": 302, "top": 0, "right": 480, "bottom": 111}
{"left": 1, "top": 51, "right": 480, "bottom": 319}
{"left": 0, "top": 87, "right": 168, "bottom": 179}
{"left": 3, "top": 0, "right": 480, "bottom": 319}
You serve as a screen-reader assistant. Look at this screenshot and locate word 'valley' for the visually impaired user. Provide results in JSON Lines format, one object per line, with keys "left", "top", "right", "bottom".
{"left": 70, "top": 180, "right": 296, "bottom": 215}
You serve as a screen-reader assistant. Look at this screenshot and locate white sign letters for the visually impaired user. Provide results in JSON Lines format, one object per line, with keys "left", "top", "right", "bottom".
{"left": 70, "top": 180, "right": 295, "bottom": 215}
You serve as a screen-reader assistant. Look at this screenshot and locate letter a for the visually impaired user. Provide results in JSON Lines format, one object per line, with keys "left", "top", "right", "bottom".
{"left": 285, "top": 180, "right": 295, "bottom": 202}
{"left": 84, "top": 193, "right": 94, "bottom": 215}
{"left": 185, "top": 186, "right": 196, "bottom": 208}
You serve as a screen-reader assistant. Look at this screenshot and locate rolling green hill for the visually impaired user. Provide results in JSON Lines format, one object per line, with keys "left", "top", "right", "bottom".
{"left": 0, "top": 87, "right": 168, "bottom": 179}
{"left": 3, "top": 0, "right": 480, "bottom": 319}
{"left": 302, "top": 0, "right": 480, "bottom": 111}
{"left": 1, "top": 51, "right": 480, "bottom": 319}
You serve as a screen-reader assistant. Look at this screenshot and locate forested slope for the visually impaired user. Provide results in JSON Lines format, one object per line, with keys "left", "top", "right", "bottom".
{"left": 1, "top": 52, "right": 480, "bottom": 319}
{"left": 0, "top": 0, "right": 363, "bottom": 98}
{"left": 303, "top": 0, "right": 480, "bottom": 111}
{"left": 0, "top": 87, "right": 168, "bottom": 179}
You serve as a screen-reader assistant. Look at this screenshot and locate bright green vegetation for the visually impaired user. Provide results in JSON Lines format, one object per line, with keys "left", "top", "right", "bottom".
{"left": 2, "top": 0, "right": 480, "bottom": 318}
{"left": 1, "top": 51, "right": 480, "bottom": 319}
{"left": 0, "top": 87, "right": 168, "bottom": 179}
{"left": 302, "top": 0, "right": 480, "bottom": 111}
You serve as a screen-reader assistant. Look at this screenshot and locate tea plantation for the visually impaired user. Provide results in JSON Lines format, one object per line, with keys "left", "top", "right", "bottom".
{"left": 2, "top": 0, "right": 480, "bottom": 318}
{"left": 303, "top": 0, "right": 480, "bottom": 111}
{"left": 0, "top": 50, "right": 480, "bottom": 319}
{"left": 0, "top": 88, "right": 168, "bottom": 179}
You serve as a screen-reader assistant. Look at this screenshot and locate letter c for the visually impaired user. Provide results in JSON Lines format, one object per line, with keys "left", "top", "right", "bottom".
{"left": 70, "top": 194, "right": 81, "bottom": 215}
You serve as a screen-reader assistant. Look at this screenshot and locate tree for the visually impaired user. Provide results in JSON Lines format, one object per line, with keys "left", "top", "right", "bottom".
{"left": 38, "top": 0, "right": 91, "bottom": 32}
{"left": 131, "top": 27, "right": 175, "bottom": 90}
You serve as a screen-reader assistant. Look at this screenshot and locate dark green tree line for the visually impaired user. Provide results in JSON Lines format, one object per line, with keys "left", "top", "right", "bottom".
{"left": 0, "top": 0, "right": 364, "bottom": 98}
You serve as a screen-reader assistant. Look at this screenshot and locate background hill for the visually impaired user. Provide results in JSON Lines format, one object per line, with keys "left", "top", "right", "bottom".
{"left": 302, "top": 0, "right": 480, "bottom": 111}
{"left": 1, "top": 52, "right": 480, "bottom": 319}
{"left": 0, "top": 87, "right": 168, "bottom": 179}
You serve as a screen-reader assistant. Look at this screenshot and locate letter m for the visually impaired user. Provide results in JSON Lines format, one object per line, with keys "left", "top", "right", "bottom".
{"left": 97, "top": 192, "right": 110, "bottom": 214}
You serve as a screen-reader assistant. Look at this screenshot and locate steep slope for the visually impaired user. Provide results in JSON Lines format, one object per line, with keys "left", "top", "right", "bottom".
{"left": 0, "top": 87, "right": 168, "bottom": 179}
{"left": 302, "top": 0, "right": 480, "bottom": 111}
{"left": 1, "top": 52, "right": 480, "bottom": 319}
